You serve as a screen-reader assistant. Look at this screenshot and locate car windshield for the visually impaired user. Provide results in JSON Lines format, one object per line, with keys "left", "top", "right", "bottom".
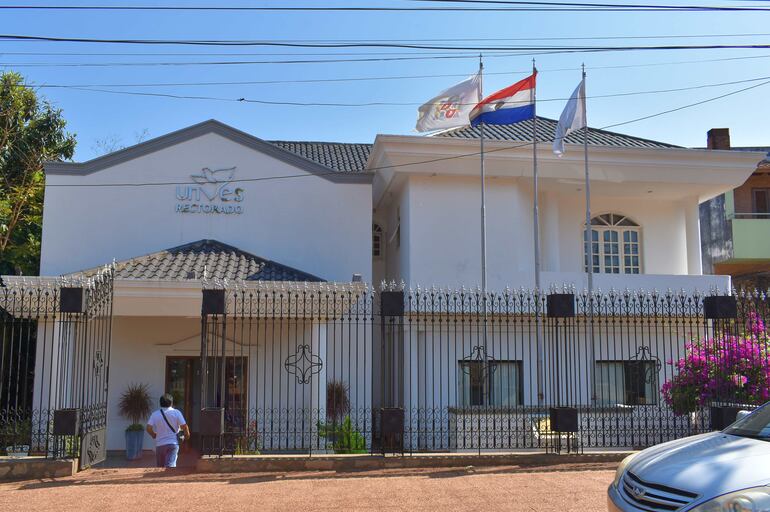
{"left": 724, "top": 403, "right": 770, "bottom": 439}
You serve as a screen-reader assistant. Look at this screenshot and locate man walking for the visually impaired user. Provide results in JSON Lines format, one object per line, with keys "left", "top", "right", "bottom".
{"left": 146, "top": 393, "right": 190, "bottom": 468}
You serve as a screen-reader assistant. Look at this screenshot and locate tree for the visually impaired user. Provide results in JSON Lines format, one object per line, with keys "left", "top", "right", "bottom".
{"left": 91, "top": 128, "right": 149, "bottom": 156}
{"left": 0, "top": 72, "right": 76, "bottom": 275}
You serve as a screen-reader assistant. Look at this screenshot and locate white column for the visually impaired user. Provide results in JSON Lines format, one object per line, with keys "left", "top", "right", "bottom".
{"left": 541, "top": 191, "right": 561, "bottom": 273}
{"left": 685, "top": 197, "right": 703, "bottom": 275}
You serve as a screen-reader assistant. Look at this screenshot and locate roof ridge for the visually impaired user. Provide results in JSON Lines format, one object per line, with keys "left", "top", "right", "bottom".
{"left": 269, "top": 140, "right": 373, "bottom": 146}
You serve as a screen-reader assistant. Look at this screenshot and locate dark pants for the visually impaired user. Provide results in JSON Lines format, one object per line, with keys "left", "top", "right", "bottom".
{"left": 155, "top": 444, "right": 179, "bottom": 468}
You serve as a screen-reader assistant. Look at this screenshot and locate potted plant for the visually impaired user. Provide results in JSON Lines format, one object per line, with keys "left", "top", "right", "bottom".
{"left": 118, "top": 383, "right": 152, "bottom": 460}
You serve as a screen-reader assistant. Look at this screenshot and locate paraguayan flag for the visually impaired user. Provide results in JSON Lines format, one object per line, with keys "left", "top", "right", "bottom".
{"left": 415, "top": 72, "right": 482, "bottom": 132}
{"left": 552, "top": 79, "right": 587, "bottom": 156}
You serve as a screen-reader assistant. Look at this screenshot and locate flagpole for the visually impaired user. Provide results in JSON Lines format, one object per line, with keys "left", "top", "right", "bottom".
{"left": 479, "top": 55, "right": 487, "bottom": 296}
{"left": 478, "top": 55, "right": 490, "bottom": 381}
{"left": 532, "top": 60, "right": 541, "bottom": 291}
{"left": 583, "top": 64, "right": 593, "bottom": 294}
{"left": 531, "top": 58, "right": 545, "bottom": 406}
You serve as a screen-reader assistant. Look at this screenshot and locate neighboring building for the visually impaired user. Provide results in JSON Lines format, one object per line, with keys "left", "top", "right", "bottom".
{"left": 2, "top": 118, "right": 763, "bottom": 454}
{"left": 700, "top": 128, "right": 770, "bottom": 289}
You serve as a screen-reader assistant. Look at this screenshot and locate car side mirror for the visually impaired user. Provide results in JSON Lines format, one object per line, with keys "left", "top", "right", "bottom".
{"left": 736, "top": 410, "right": 752, "bottom": 421}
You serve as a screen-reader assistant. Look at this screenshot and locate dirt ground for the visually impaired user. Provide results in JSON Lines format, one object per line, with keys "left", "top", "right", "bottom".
{"left": 0, "top": 462, "right": 616, "bottom": 511}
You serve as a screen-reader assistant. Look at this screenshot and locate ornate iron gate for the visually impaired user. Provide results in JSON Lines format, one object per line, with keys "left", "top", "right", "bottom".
{"left": 0, "top": 269, "right": 114, "bottom": 467}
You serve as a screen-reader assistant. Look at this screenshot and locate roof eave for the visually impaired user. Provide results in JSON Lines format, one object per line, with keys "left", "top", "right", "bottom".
{"left": 44, "top": 119, "right": 373, "bottom": 185}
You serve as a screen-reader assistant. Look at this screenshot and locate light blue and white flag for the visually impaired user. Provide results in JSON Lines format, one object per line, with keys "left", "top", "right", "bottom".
{"left": 552, "top": 79, "right": 586, "bottom": 156}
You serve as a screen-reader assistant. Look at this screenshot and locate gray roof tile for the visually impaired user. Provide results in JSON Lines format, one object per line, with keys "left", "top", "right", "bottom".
{"left": 72, "top": 239, "right": 324, "bottom": 282}
{"left": 268, "top": 141, "right": 372, "bottom": 173}
{"left": 435, "top": 116, "right": 680, "bottom": 149}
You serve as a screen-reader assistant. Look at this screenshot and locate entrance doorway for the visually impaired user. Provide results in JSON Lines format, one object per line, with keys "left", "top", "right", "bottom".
{"left": 165, "top": 357, "right": 202, "bottom": 450}
{"left": 165, "top": 356, "right": 248, "bottom": 439}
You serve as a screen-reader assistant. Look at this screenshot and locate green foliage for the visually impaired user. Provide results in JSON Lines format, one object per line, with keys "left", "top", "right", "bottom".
{"left": 118, "top": 383, "right": 152, "bottom": 428}
{"left": 0, "top": 71, "right": 76, "bottom": 275}
{"left": 0, "top": 418, "right": 32, "bottom": 448}
{"left": 318, "top": 415, "right": 367, "bottom": 454}
{"left": 234, "top": 437, "right": 260, "bottom": 456}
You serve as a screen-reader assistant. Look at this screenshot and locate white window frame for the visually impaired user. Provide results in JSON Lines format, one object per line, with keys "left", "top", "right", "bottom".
{"left": 584, "top": 213, "right": 642, "bottom": 275}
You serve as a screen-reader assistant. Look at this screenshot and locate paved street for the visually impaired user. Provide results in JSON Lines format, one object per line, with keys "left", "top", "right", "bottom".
{"left": 0, "top": 462, "right": 616, "bottom": 511}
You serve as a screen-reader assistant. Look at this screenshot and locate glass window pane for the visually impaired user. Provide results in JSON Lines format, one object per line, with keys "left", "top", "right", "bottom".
{"left": 491, "top": 362, "right": 521, "bottom": 407}
{"left": 594, "top": 362, "right": 625, "bottom": 405}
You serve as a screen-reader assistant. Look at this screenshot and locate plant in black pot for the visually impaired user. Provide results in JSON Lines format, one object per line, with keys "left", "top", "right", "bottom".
{"left": 118, "top": 383, "right": 152, "bottom": 460}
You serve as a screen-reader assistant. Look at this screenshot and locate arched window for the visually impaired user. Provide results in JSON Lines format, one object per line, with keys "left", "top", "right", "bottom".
{"left": 584, "top": 213, "right": 641, "bottom": 274}
{"left": 372, "top": 224, "right": 383, "bottom": 258}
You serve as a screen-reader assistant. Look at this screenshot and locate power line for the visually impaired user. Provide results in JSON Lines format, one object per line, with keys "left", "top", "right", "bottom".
{"left": 2, "top": 32, "right": 770, "bottom": 53}
{"left": 0, "top": 51, "right": 567, "bottom": 68}
{"left": 43, "top": 76, "right": 770, "bottom": 189}
{"left": 5, "top": 34, "right": 770, "bottom": 53}
{"left": 29, "top": 74, "right": 770, "bottom": 107}
{"left": 10, "top": 54, "right": 770, "bottom": 88}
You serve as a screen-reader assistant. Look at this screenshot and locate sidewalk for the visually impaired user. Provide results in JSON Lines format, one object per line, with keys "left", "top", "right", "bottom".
{"left": 0, "top": 461, "right": 617, "bottom": 511}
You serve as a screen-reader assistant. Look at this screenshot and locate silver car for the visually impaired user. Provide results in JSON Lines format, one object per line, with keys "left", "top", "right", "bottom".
{"left": 608, "top": 403, "right": 770, "bottom": 512}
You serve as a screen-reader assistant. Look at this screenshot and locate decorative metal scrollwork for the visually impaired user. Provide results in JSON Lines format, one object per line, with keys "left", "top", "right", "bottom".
{"left": 92, "top": 351, "right": 104, "bottom": 378}
{"left": 630, "top": 346, "right": 662, "bottom": 385}
{"left": 461, "top": 345, "right": 497, "bottom": 390}
{"left": 284, "top": 344, "right": 323, "bottom": 385}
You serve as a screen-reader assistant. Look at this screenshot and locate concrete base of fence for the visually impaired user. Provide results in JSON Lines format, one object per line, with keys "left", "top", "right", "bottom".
{"left": 196, "top": 450, "right": 633, "bottom": 473}
{"left": 0, "top": 456, "right": 78, "bottom": 481}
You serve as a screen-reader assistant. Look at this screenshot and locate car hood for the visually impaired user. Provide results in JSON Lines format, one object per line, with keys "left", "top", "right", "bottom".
{"left": 628, "top": 432, "right": 770, "bottom": 500}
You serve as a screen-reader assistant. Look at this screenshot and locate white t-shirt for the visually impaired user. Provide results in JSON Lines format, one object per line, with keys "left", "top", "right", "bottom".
{"left": 147, "top": 407, "right": 186, "bottom": 447}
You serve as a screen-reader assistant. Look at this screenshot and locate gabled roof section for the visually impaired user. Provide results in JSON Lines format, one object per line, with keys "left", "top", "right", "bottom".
{"left": 69, "top": 239, "right": 324, "bottom": 282}
{"left": 268, "top": 141, "right": 372, "bottom": 173}
{"left": 435, "top": 116, "right": 680, "bottom": 150}
{"left": 45, "top": 119, "right": 371, "bottom": 184}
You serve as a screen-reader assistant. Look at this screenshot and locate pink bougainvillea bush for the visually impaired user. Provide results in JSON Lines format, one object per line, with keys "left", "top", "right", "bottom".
{"left": 662, "top": 312, "right": 770, "bottom": 415}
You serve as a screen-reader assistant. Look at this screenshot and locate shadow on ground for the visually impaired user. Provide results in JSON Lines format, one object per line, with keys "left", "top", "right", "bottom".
{"left": 9, "top": 459, "right": 618, "bottom": 491}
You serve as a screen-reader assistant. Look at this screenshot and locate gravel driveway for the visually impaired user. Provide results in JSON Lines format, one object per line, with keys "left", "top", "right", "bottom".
{"left": 0, "top": 462, "right": 616, "bottom": 511}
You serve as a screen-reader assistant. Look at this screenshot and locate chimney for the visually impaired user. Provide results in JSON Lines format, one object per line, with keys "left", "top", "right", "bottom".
{"left": 707, "top": 128, "right": 731, "bottom": 150}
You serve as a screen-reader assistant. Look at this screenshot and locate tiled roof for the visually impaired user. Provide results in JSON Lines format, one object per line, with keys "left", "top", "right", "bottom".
{"left": 72, "top": 239, "right": 324, "bottom": 282}
{"left": 435, "top": 117, "right": 680, "bottom": 149}
{"left": 268, "top": 141, "right": 372, "bottom": 173}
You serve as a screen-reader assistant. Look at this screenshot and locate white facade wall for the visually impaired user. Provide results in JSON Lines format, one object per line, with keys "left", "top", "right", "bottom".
{"left": 398, "top": 174, "right": 697, "bottom": 289}
{"left": 41, "top": 131, "right": 372, "bottom": 283}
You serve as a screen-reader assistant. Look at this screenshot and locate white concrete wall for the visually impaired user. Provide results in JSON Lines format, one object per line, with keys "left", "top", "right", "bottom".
{"left": 41, "top": 131, "right": 372, "bottom": 283}
{"left": 105, "top": 315, "right": 372, "bottom": 452}
{"left": 402, "top": 175, "right": 704, "bottom": 290}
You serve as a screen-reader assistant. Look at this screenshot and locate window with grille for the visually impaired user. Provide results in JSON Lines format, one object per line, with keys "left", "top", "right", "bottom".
{"left": 594, "top": 360, "right": 658, "bottom": 405}
{"left": 372, "top": 224, "right": 383, "bottom": 258}
{"left": 584, "top": 213, "right": 641, "bottom": 274}
{"left": 457, "top": 360, "right": 523, "bottom": 407}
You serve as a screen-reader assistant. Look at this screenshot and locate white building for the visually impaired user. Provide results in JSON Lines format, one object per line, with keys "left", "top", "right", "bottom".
{"left": 24, "top": 118, "right": 763, "bottom": 453}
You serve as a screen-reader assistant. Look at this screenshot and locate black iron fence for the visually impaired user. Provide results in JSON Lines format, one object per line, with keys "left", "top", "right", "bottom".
{"left": 198, "top": 284, "right": 770, "bottom": 456}
{"left": 0, "top": 270, "right": 113, "bottom": 466}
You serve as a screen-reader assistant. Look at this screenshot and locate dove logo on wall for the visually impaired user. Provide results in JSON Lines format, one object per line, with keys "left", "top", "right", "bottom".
{"left": 175, "top": 166, "right": 245, "bottom": 214}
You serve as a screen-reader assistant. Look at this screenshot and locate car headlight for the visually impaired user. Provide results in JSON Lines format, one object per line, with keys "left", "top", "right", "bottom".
{"left": 689, "top": 487, "right": 770, "bottom": 512}
{"left": 613, "top": 453, "right": 638, "bottom": 488}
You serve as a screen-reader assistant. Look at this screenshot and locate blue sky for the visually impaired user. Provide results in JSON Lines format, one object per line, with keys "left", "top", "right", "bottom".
{"left": 1, "top": 1, "right": 769, "bottom": 161}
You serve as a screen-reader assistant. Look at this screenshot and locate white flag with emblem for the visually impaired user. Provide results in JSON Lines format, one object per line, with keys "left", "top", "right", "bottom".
{"left": 415, "top": 72, "right": 482, "bottom": 132}
{"left": 552, "top": 78, "right": 587, "bottom": 156}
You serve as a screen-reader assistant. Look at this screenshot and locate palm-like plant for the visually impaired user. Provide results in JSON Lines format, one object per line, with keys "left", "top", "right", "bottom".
{"left": 118, "top": 383, "right": 152, "bottom": 430}
{"left": 326, "top": 380, "right": 350, "bottom": 425}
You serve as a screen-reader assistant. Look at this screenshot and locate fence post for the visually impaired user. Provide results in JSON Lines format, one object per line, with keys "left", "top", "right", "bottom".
{"left": 378, "top": 290, "right": 405, "bottom": 454}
